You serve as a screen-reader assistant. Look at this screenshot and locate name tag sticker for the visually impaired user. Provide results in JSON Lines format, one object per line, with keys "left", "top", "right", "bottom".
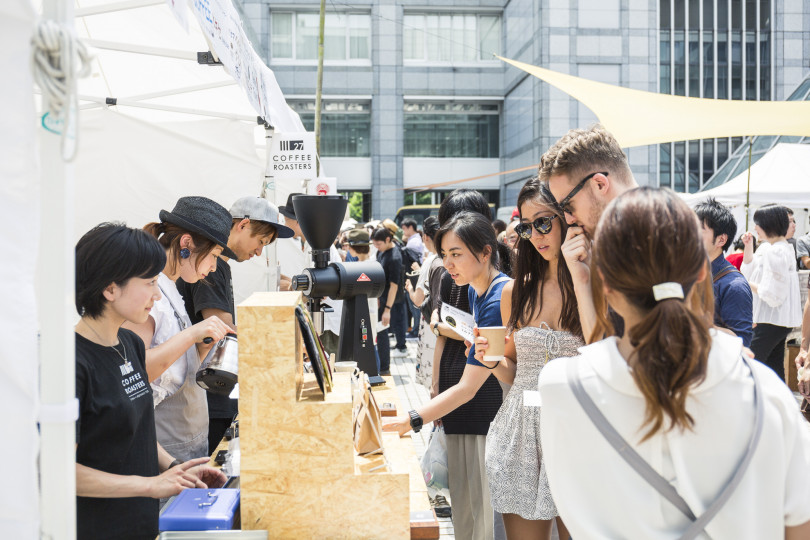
{"left": 523, "top": 390, "right": 542, "bottom": 407}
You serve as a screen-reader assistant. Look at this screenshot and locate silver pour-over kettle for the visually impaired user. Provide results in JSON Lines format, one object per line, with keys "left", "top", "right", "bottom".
{"left": 196, "top": 332, "right": 238, "bottom": 396}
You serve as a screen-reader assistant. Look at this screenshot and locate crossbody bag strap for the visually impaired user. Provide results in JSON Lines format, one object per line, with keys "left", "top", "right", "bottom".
{"left": 712, "top": 266, "right": 740, "bottom": 283}
{"left": 680, "top": 354, "right": 764, "bottom": 540}
{"left": 566, "top": 354, "right": 764, "bottom": 539}
{"left": 565, "top": 358, "right": 697, "bottom": 521}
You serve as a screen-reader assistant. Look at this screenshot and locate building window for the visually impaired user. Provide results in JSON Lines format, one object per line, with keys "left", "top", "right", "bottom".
{"left": 291, "top": 102, "right": 371, "bottom": 157}
{"left": 658, "top": 0, "right": 771, "bottom": 191}
{"left": 270, "top": 12, "right": 370, "bottom": 61}
{"left": 404, "top": 102, "right": 499, "bottom": 158}
{"left": 403, "top": 13, "right": 501, "bottom": 62}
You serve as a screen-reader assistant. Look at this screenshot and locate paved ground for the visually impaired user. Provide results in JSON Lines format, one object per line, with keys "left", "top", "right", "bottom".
{"left": 388, "top": 338, "right": 456, "bottom": 538}
{"left": 387, "top": 337, "right": 563, "bottom": 540}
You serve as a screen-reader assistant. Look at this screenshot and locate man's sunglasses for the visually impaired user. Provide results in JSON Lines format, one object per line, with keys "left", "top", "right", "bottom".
{"left": 515, "top": 215, "right": 559, "bottom": 240}
{"left": 556, "top": 171, "right": 608, "bottom": 214}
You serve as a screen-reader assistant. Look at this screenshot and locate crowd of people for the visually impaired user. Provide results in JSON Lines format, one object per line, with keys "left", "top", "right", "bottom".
{"left": 73, "top": 124, "right": 810, "bottom": 540}
{"left": 377, "top": 126, "right": 810, "bottom": 539}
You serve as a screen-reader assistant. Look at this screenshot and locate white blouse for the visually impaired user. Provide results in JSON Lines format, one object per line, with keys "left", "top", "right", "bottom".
{"left": 538, "top": 332, "right": 810, "bottom": 539}
{"left": 149, "top": 273, "right": 198, "bottom": 407}
{"left": 740, "top": 240, "right": 802, "bottom": 328}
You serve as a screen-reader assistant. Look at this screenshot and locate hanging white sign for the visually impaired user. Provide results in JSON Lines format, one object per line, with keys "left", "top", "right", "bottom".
{"left": 269, "top": 132, "right": 317, "bottom": 180}
{"left": 307, "top": 177, "right": 337, "bottom": 196}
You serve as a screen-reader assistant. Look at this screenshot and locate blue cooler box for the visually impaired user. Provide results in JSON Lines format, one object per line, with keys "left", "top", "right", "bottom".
{"left": 160, "top": 488, "right": 240, "bottom": 531}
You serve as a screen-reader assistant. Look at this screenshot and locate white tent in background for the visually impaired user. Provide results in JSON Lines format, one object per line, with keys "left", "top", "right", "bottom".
{"left": 682, "top": 143, "right": 810, "bottom": 234}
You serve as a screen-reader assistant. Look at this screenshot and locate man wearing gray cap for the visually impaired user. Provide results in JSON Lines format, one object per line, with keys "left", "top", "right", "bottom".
{"left": 177, "top": 196, "right": 294, "bottom": 453}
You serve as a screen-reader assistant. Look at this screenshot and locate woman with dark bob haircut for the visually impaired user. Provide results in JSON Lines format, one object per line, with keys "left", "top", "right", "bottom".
{"left": 538, "top": 188, "right": 810, "bottom": 539}
{"left": 741, "top": 204, "right": 802, "bottom": 376}
{"left": 385, "top": 209, "right": 511, "bottom": 540}
{"left": 74, "top": 223, "right": 225, "bottom": 540}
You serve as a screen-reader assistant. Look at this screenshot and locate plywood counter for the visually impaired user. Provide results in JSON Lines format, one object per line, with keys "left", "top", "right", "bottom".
{"left": 235, "top": 292, "right": 435, "bottom": 540}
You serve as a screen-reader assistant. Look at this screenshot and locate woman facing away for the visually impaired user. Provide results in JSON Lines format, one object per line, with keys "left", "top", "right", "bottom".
{"left": 74, "top": 224, "right": 225, "bottom": 540}
{"left": 538, "top": 187, "right": 810, "bottom": 539}
{"left": 124, "top": 196, "right": 232, "bottom": 462}
{"left": 473, "top": 178, "right": 582, "bottom": 540}
{"left": 385, "top": 209, "right": 509, "bottom": 540}
{"left": 740, "top": 204, "right": 803, "bottom": 379}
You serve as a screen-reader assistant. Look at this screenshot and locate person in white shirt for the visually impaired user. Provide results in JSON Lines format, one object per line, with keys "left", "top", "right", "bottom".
{"left": 402, "top": 218, "right": 425, "bottom": 263}
{"left": 741, "top": 204, "right": 803, "bottom": 379}
{"left": 539, "top": 188, "right": 810, "bottom": 540}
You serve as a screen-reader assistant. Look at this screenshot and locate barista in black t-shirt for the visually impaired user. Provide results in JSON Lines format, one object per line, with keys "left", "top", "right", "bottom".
{"left": 176, "top": 196, "right": 295, "bottom": 453}
{"left": 74, "top": 224, "right": 226, "bottom": 540}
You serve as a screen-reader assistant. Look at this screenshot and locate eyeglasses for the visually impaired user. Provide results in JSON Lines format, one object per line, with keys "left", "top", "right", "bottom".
{"left": 556, "top": 171, "right": 608, "bottom": 214}
{"left": 514, "top": 215, "right": 559, "bottom": 240}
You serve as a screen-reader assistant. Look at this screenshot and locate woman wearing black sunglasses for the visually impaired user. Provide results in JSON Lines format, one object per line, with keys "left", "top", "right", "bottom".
{"left": 474, "top": 177, "right": 583, "bottom": 540}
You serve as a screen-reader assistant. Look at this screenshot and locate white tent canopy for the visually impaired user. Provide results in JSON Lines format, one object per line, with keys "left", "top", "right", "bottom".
{"left": 1, "top": 0, "right": 40, "bottom": 536}
{"left": 65, "top": 107, "right": 273, "bottom": 303}
{"left": 683, "top": 143, "right": 810, "bottom": 233}
{"left": 69, "top": 0, "right": 311, "bottom": 301}
{"left": 1, "top": 0, "right": 311, "bottom": 537}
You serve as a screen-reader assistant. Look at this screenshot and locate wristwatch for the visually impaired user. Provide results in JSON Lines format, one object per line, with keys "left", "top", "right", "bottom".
{"left": 431, "top": 321, "right": 441, "bottom": 337}
{"left": 408, "top": 410, "right": 424, "bottom": 433}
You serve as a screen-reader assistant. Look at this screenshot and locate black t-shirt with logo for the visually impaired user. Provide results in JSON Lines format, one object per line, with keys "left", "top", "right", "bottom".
{"left": 176, "top": 257, "right": 237, "bottom": 419}
{"left": 377, "top": 246, "right": 404, "bottom": 305}
{"left": 75, "top": 329, "right": 159, "bottom": 540}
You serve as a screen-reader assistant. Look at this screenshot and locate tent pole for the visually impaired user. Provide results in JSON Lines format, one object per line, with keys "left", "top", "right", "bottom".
{"left": 745, "top": 137, "right": 753, "bottom": 231}
{"left": 263, "top": 124, "right": 279, "bottom": 291}
{"left": 314, "top": 0, "right": 326, "bottom": 179}
{"left": 39, "top": 0, "right": 77, "bottom": 538}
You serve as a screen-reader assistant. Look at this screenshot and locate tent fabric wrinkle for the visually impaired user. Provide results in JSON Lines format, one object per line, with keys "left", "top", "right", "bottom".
{"left": 499, "top": 56, "right": 810, "bottom": 147}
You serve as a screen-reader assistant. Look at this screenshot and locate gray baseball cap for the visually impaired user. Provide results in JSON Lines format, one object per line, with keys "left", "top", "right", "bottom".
{"left": 229, "top": 196, "right": 295, "bottom": 239}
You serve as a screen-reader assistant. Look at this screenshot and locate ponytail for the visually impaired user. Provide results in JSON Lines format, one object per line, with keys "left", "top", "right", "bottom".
{"left": 143, "top": 221, "right": 166, "bottom": 239}
{"left": 592, "top": 187, "right": 714, "bottom": 441}
{"left": 142, "top": 220, "right": 215, "bottom": 276}
{"left": 628, "top": 295, "right": 711, "bottom": 442}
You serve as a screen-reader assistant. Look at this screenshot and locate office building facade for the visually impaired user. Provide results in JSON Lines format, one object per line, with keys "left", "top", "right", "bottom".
{"left": 237, "top": 0, "right": 810, "bottom": 219}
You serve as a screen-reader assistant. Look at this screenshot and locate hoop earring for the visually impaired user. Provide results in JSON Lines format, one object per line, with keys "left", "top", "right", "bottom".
{"left": 180, "top": 248, "right": 190, "bottom": 259}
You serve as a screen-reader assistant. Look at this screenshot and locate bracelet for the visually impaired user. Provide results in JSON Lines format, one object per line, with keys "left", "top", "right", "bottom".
{"left": 384, "top": 305, "right": 391, "bottom": 310}
{"left": 480, "top": 358, "right": 501, "bottom": 370}
{"left": 168, "top": 459, "right": 182, "bottom": 470}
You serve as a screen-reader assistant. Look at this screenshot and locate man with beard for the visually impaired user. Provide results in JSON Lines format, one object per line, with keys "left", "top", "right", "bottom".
{"left": 543, "top": 125, "right": 638, "bottom": 341}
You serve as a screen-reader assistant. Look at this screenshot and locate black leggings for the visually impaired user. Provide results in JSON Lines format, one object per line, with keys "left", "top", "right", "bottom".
{"left": 750, "top": 323, "right": 792, "bottom": 382}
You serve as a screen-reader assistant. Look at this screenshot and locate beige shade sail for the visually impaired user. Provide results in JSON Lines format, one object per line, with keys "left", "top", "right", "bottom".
{"left": 499, "top": 56, "right": 810, "bottom": 148}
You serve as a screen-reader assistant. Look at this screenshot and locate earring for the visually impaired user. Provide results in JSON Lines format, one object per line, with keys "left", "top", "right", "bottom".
{"left": 180, "top": 248, "right": 190, "bottom": 259}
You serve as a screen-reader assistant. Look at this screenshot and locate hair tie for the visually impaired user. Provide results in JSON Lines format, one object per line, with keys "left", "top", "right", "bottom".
{"left": 652, "top": 282, "right": 684, "bottom": 302}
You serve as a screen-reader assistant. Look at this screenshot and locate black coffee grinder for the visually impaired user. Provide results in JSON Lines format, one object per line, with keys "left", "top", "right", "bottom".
{"left": 290, "top": 195, "right": 386, "bottom": 384}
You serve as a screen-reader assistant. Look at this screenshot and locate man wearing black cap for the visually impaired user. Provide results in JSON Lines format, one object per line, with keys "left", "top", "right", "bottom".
{"left": 177, "top": 196, "right": 294, "bottom": 453}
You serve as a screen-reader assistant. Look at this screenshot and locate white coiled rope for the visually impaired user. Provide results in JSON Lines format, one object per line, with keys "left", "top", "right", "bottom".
{"left": 31, "top": 20, "right": 92, "bottom": 161}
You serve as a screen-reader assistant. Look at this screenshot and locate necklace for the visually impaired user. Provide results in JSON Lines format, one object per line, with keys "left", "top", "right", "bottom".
{"left": 81, "top": 320, "right": 133, "bottom": 374}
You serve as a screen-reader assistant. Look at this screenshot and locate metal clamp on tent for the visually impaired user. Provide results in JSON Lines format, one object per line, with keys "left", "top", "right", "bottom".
{"left": 197, "top": 51, "right": 222, "bottom": 66}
